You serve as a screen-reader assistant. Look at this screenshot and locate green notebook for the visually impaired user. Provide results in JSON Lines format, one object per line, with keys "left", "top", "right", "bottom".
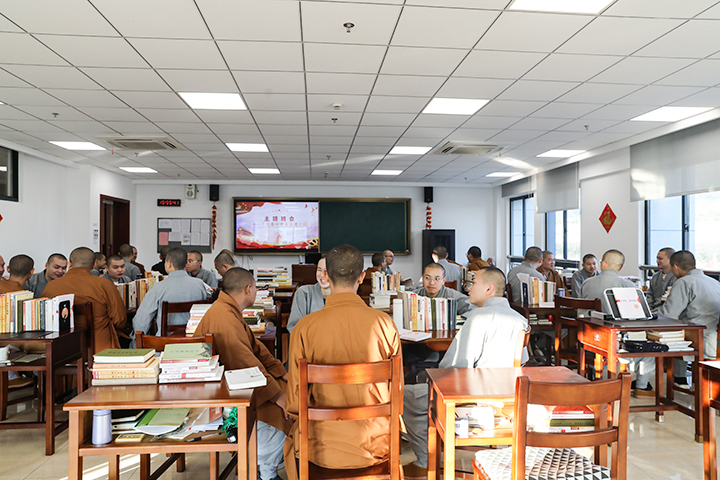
{"left": 161, "top": 343, "right": 212, "bottom": 363}
{"left": 93, "top": 348, "right": 155, "bottom": 364}
{"left": 135, "top": 408, "right": 190, "bottom": 435}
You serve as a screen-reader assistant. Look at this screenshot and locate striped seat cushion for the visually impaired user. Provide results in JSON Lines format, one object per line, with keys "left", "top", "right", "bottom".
{"left": 475, "top": 446, "right": 610, "bottom": 480}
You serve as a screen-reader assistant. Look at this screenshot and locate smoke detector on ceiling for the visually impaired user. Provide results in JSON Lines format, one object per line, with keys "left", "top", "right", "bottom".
{"left": 432, "top": 142, "right": 502, "bottom": 156}
{"left": 98, "top": 136, "right": 182, "bottom": 151}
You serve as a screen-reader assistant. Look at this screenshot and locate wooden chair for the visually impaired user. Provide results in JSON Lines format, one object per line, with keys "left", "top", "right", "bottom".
{"left": 275, "top": 300, "right": 292, "bottom": 364}
{"left": 358, "top": 277, "right": 373, "bottom": 297}
{"left": 505, "top": 283, "right": 514, "bottom": 302}
{"left": 55, "top": 302, "right": 96, "bottom": 396}
{"left": 474, "top": 372, "right": 631, "bottom": 480}
{"left": 297, "top": 355, "right": 402, "bottom": 480}
{"left": 444, "top": 280, "right": 458, "bottom": 290}
{"left": 514, "top": 329, "right": 531, "bottom": 368}
{"left": 0, "top": 371, "right": 38, "bottom": 421}
{"left": 159, "top": 298, "right": 211, "bottom": 336}
{"left": 553, "top": 295, "right": 601, "bottom": 368}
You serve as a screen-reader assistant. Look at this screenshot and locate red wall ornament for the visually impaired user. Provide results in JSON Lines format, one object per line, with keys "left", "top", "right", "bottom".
{"left": 211, "top": 203, "right": 217, "bottom": 249}
{"left": 599, "top": 203, "right": 616, "bottom": 233}
{"left": 425, "top": 204, "right": 432, "bottom": 229}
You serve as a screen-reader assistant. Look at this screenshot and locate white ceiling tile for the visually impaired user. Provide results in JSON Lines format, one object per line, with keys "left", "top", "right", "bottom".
{"left": 0, "top": 69, "right": 31, "bottom": 88}
{"left": 80, "top": 68, "right": 170, "bottom": 91}
{"left": 128, "top": 39, "right": 226, "bottom": 70}
{"left": 391, "top": 6, "right": 498, "bottom": 49}
{"left": 48, "top": 120, "right": 117, "bottom": 133}
{"left": 0, "top": 13, "right": 22, "bottom": 32}
{"left": 198, "top": 0, "right": 301, "bottom": 41}
{"left": 194, "top": 110, "right": 254, "bottom": 123}
{"left": 181, "top": 142, "right": 229, "bottom": 151}
{"left": 309, "top": 145, "right": 349, "bottom": 154}
{"left": 305, "top": 43, "right": 386, "bottom": 74}
{"left": 365, "top": 95, "right": 428, "bottom": 113}
{"left": 1, "top": 65, "right": 102, "bottom": 90}
{"left": 557, "top": 83, "right": 643, "bottom": 104}
{"left": 604, "top": 0, "right": 719, "bottom": 18}
{"left": 0, "top": 107, "right": 36, "bottom": 120}
{"left": 601, "top": 121, "right": 660, "bottom": 134}
{"left": 114, "top": 91, "right": 187, "bottom": 109}
{"left": 372, "top": 75, "right": 445, "bottom": 97}
{"left": 655, "top": 60, "right": 720, "bottom": 87}
{"left": 310, "top": 135, "right": 354, "bottom": 146}
{"left": 524, "top": 54, "right": 622, "bottom": 82}
{"left": 307, "top": 94, "right": 367, "bottom": 112}
{"left": 531, "top": 102, "right": 600, "bottom": 119}
{"left": 507, "top": 117, "right": 570, "bottom": 131}
{"left": 581, "top": 104, "right": 656, "bottom": 120}
{"left": 448, "top": 128, "right": 503, "bottom": 142}
{"left": 361, "top": 113, "right": 415, "bottom": 126}
{"left": 208, "top": 123, "right": 262, "bottom": 135}
{"left": 613, "top": 85, "right": 705, "bottom": 106}
{"left": 381, "top": 47, "right": 468, "bottom": 76}
{"left": 0, "top": 0, "right": 117, "bottom": 35}
{"left": 308, "top": 111, "right": 361, "bottom": 125}
{"left": 356, "top": 125, "right": 406, "bottom": 137}
{"left": 0, "top": 87, "right": 65, "bottom": 106}
{"left": 37, "top": 35, "right": 148, "bottom": 68}
{"left": 463, "top": 115, "right": 523, "bottom": 129}
{"left": 244, "top": 93, "right": 307, "bottom": 111}
{"left": 306, "top": 73, "right": 375, "bottom": 95}
{"left": 534, "top": 131, "right": 590, "bottom": 143}
{"left": 309, "top": 125, "right": 357, "bottom": 136}
{"left": 45, "top": 89, "right": 126, "bottom": 108}
{"left": 258, "top": 124, "right": 307, "bottom": 136}
{"left": 557, "top": 17, "right": 683, "bottom": 56}
{"left": 157, "top": 70, "right": 237, "bottom": 93}
{"left": 455, "top": 50, "right": 546, "bottom": 79}
{"left": 698, "top": 3, "right": 720, "bottom": 18}
{"left": 234, "top": 71, "right": 306, "bottom": 94}
{"left": 670, "top": 88, "right": 720, "bottom": 107}
{"left": 102, "top": 121, "right": 164, "bottom": 134}
{"left": 16, "top": 105, "right": 91, "bottom": 121}
{"left": 253, "top": 111, "right": 307, "bottom": 124}
{"left": 476, "top": 100, "right": 546, "bottom": 117}
{"left": 218, "top": 41, "right": 304, "bottom": 71}
{"left": 0, "top": 119, "right": 62, "bottom": 132}
{"left": 351, "top": 136, "right": 397, "bottom": 146}
{"left": 636, "top": 20, "right": 720, "bottom": 59}
{"left": 411, "top": 114, "right": 467, "bottom": 128}
{"left": 497, "top": 80, "right": 580, "bottom": 102}
{"left": 437, "top": 77, "right": 513, "bottom": 99}
{"left": 590, "top": 57, "right": 695, "bottom": 85}
{"left": 135, "top": 108, "right": 199, "bottom": 122}
{"left": 487, "top": 129, "right": 543, "bottom": 143}
{"left": 169, "top": 133, "right": 219, "bottom": 144}
{"left": 557, "top": 119, "right": 620, "bottom": 132}
{"left": 154, "top": 122, "right": 212, "bottom": 134}
{"left": 301, "top": 2, "right": 400, "bottom": 45}
{"left": 0, "top": 33, "right": 68, "bottom": 65}
{"left": 79, "top": 107, "right": 147, "bottom": 122}
{"left": 402, "top": 126, "right": 454, "bottom": 138}
{"left": 477, "top": 11, "right": 593, "bottom": 53}
{"left": 92, "top": 0, "right": 211, "bottom": 39}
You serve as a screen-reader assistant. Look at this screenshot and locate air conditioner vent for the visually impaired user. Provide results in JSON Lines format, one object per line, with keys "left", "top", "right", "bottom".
{"left": 99, "top": 136, "right": 182, "bottom": 151}
{"left": 432, "top": 142, "right": 502, "bottom": 156}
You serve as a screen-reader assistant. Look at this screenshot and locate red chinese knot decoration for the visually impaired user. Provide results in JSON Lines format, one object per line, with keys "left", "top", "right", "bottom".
{"left": 425, "top": 204, "right": 432, "bottom": 229}
{"left": 211, "top": 203, "right": 217, "bottom": 249}
{"left": 599, "top": 203, "right": 616, "bottom": 233}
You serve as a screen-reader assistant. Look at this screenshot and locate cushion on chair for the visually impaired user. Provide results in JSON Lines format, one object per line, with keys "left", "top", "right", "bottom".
{"left": 475, "top": 447, "right": 610, "bottom": 480}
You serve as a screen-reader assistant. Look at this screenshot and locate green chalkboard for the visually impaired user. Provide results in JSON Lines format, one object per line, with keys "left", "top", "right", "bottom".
{"left": 318, "top": 199, "right": 411, "bottom": 254}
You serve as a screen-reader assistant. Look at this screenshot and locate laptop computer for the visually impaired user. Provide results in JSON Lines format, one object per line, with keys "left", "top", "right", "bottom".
{"left": 602, "top": 287, "right": 654, "bottom": 321}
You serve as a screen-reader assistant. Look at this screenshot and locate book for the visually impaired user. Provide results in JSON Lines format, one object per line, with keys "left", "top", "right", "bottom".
{"left": 399, "top": 329, "right": 432, "bottom": 342}
{"left": 159, "top": 365, "right": 224, "bottom": 384}
{"left": 91, "top": 357, "right": 156, "bottom": 370}
{"left": 93, "top": 348, "right": 155, "bottom": 364}
{"left": 91, "top": 358, "right": 160, "bottom": 379}
{"left": 225, "top": 367, "right": 267, "bottom": 390}
{"left": 159, "top": 355, "right": 219, "bottom": 374}
{"left": 91, "top": 377, "right": 158, "bottom": 386}
{"left": 161, "top": 343, "right": 212, "bottom": 363}
{"left": 115, "top": 433, "right": 145, "bottom": 443}
{"left": 135, "top": 408, "right": 190, "bottom": 435}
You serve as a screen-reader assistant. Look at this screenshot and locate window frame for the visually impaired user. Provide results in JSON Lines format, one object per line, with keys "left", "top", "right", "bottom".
{"left": 0, "top": 147, "right": 18, "bottom": 203}
{"left": 644, "top": 196, "right": 690, "bottom": 264}
{"left": 510, "top": 194, "right": 534, "bottom": 256}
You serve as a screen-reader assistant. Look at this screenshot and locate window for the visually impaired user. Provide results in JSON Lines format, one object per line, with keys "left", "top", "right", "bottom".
{"left": 0, "top": 146, "right": 18, "bottom": 202}
{"left": 545, "top": 209, "right": 580, "bottom": 260}
{"left": 510, "top": 195, "right": 534, "bottom": 256}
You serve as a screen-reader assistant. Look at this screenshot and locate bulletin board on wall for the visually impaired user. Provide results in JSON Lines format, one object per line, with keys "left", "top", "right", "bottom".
{"left": 157, "top": 218, "right": 212, "bottom": 254}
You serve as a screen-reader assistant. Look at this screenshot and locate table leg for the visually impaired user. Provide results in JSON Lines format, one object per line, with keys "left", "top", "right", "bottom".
{"left": 68, "top": 410, "right": 83, "bottom": 480}
{"left": 45, "top": 343, "right": 54, "bottom": 456}
{"left": 209, "top": 452, "right": 220, "bottom": 480}
{"left": 667, "top": 357, "right": 675, "bottom": 403}
{"left": 702, "top": 368, "right": 717, "bottom": 480}
{"left": 428, "top": 389, "right": 437, "bottom": 480}
{"left": 443, "top": 403, "right": 455, "bottom": 480}
{"left": 695, "top": 332, "right": 705, "bottom": 442}
{"left": 655, "top": 357, "right": 665, "bottom": 423}
{"left": 139, "top": 454, "right": 151, "bottom": 480}
{"left": 594, "top": 354, "right": 604, "bottom": 381}
{"left": 578, "top": 342, "right": 586, "bottom": 378}
{"left": 108, "top": 455, "right": 120, "bottom": 480}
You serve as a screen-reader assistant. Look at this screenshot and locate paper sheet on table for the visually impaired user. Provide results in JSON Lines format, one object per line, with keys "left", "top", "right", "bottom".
{"left": 181, "top": 219, "right": 191, "bottom": 233}
{"left": 181, "top": 233, "right": 191, "bottom": 246}
{"left": 191, "top": 219, "right": 201, "bottom": 232}
{"left": 200, "top": 233, "right": 210, "bottom": 246}
{"left": 158, "top": 232, "right": 169, "bottom": 246}
{"left": 191, "top": 232, "right": 200, "bottom": 245}
{"left": 611, "top": 287, "right": 645, "bottom": 319}
{"left": 158, "top": 219, "right": 172, "bottom": 229}
{"left": 200, "top": 220, "right": 210, "bottom": 233}
{"left": 169, "top": 232, "right": 182, "bottom": 242}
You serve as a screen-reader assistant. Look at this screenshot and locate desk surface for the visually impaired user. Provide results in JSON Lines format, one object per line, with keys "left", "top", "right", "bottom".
{"left": 577, "top": 315, "right": 705, "bottom": 331}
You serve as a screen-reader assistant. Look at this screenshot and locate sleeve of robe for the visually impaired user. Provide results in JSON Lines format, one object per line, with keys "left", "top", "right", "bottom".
{"left": 101, "top": 280, "right": 127, "bottom": 329}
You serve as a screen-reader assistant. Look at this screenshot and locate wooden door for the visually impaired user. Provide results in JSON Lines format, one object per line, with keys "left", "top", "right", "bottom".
{"left": 100, "top": 195, "right": 130, "bottom": 257}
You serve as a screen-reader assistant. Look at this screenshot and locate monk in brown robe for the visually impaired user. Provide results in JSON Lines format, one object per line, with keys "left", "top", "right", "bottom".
{"left": 284, "top": 244, "right": 402, "bottom": 480}
{"left": 466, "top": 246, "right": 490, "bottom": 271}
{"left": 0, "top": 254, "right": 34, "bottom": 294}
{"left": 537, "top": 250, "right": 565, "bottom": 289}
{"left": 194, "top": 267, "right": 291, "bottom": 480}
{"left": 42, "top": 247, "right": 126, "bottom": 353}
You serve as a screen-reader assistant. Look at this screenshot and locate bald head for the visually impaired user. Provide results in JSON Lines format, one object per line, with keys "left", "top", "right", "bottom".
{"left": 118, "top": 244, "right": 133, "bottom": 258}
{"left": 476, "top": 267, "right": 506, "bottom": 298}
{"left": 524, "top": 246, "right": 543, "bottom": 263}
{"left": 8, "top": 254, "right": 34, "bottom": 279}
{"left": 70, "top": 247, "right": 95, "bottom": 270}
{"left": 214, "top": 250, "right": 235, "bottom": 277}
{"left": 670, "top": 250, "right": 696, "bottom": 274}
{"left": 326, "top": 244, "right": 364, "bottom": 288}
{"left": 222, "top": 267, "right": 255, "bottom": 294}
{"left": 601, "top": 249, "right": 625, "bottom": 271}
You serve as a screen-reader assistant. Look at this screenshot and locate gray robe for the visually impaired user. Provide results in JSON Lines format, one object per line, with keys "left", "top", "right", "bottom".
{"left": 507, "top": 261, "right": 544, "bottom": 303}
{"left": 646, "top": 270, "right": 676, "bottom": 310}
{"left": 287, "top": 282, "right": 326, "bottom": 333}
{"left": 580, "top": 269, "right": 634, "bottom": 314}
{"left": 571, "top": 268, "right": 598, "bottom": 298}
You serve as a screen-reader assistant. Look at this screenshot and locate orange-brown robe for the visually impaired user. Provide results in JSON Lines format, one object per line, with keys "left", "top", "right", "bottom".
{"left": 468, "top": 257, "right": 490, "bottom": 271}
{"left": 42, "top": 268, "right": 126, "bottom": 353}
{"left": 193, "top": 290, "right": 291, "bottom": 434}
{"left": 283, "top": 292, "right": 402, "bottom": 480}
{"left": 0, "top": 278, "right": 27, "bottom": 295}
{"left": 538, "top": 266, "right": 565, "bottom": 289}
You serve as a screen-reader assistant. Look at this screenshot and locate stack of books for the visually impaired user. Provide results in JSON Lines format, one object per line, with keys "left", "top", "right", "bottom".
{"left": 117, "top": 276, "right": 162, "bottom": 310}
{"left": 370, "top": 271, "right": 401, "bottom": 293}
{"left": 647, "top": 331, "right": 693, "bottom": 352}
{"left": 185, "top": 304, "right": 212, "bottom": 337}
{"left": 1, "top": 292, "right": 74, "bottom": 333}
{"left": 256, "top": 268, "right": 291, "bottom": 288}
{"left": 519, "top": 274, "right": 556, "bottom": 307}
{"left": 253, "top": 290, "right": 274, "bottom": 309}
{"left": 465, "top": 270, "right": 475, "bottom": 288}
{"left": 159, "top": 343, "right": 224, "bottom": 384}
{"left": 399, "top": 292, "right": 458, "bottom": 331}
{"left": 91, "top": 349, "right": 159, "bottom": 386}
{"left": 225, "top": 366, "right": 267, "bottom": 390}
{"left": 527, "top": 404, "right": 595, "bottom": 433}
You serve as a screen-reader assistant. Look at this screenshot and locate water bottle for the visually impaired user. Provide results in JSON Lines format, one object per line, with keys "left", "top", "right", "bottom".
{"left": 92, "top": 410, "right": 112, "bottom": 445}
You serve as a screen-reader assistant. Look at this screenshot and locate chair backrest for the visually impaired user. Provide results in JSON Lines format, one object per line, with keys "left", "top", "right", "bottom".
{"left": 160, "top": 298, "right": 211, "bottom": 336}
{"left": 444, "top": 280, "right": 458, "bottom": 290}
{"left": 298, "top": 355, "right": 402, "bottom": 480}
{"left": 73, "top": 302, "right": 95, "bottom": 366}
{"left": 505, "top": 283, "right": 513, "bottom": 302}
{"left": 514, "top": 329, "right": 531, "bottom": 368}
{"left": 554, "top": 295, "right": 601, "bottom": 320}
{"left": 357, "top": 277, "right": 373, "bottom": 297}
{"left": 511, "top": 372, "right": 631, "bottom": 480}
{"left": 135, "top": 332, "right": 215, "bottom": 355}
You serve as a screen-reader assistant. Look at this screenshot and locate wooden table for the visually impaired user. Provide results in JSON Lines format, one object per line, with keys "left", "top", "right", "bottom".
{"left": 402, "top": 330, "right": 458, "bottom": 352}
{"left": 63, "top": 381, "right": 256, "bottom": 480}
{"left": 0, "top": 329, "right": 86, "bottom": 455}
{"left": 510, "top": 302, "right": 573, "bottom": 365}
{"left": 577, "top": 316, "right": 705, "bottom": 440}
{"left": 427, "top": 366, "right": 588, "bottom": 480}
{"left": 701, "top": 361, "right": 720, "bottom": 480}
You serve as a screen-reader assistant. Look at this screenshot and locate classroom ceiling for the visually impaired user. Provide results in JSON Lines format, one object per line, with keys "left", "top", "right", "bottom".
{"left": 2, "top": 0, "right": 720, "bottom": 184}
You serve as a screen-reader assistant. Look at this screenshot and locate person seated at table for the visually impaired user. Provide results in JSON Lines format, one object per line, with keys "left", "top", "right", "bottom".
{"left": 91, "top": 252, "right": 106, "bottom": 277}
{"left": 432, "top": 245, "right": 462, "bottom": 286}
{"left": 194, "top": 267, "right": 291, "bottom": 480}
{"left": 364, "top": 252, "right": 386, "bottom": 275}
{"left": 537, "top": 250, "right": 564, "bottom": 288}
{"left": 403, "top": 267, "right": 529, "bottom": 479}
{"left": 0, "top": 254, "right": 4, "bottom": 278}
{"left": 466, "top": 246, "right": 489, "bottom": 271}
{"left": 150, "top": 246, "right": 171, "bottom": 275}
{"left": 101, "top": 255, "right": 132, "bottom": 285}
{"left": 130, "top": 245, "right": 145, "bottom": 277}
{"left": 119, "top": 244, "right": 141, "bottom": 280}
{"left": 571, "top": 253, "right": 598, "bottom": 298}
{"left": 646, "top": 247, "right": 676, "bottom": 310}
{"left": 287, "top": 257, "right": 331, "bottom": 333}
{"left": 0, "top": 254, "right": 34, "bottom": 294}
{"left": 24, "top": 253, "right": 67, "bottom": 298}
{"left": 186, "top": 250, "right": 218, "bottom": 288}
{"left": 213, "top": 250, "right": 236, "bottom": 279}
{"left": 132, "top": 248, "right": 208, "bottom": 338}
{"left": 507, "top": 246, "right": 544, "bottom": 303}
{"left": 410, "top": 262, "right": 476, "bottom": 316}
{"left": 658, "top": 250, "right": 720, "bottom": 386}
{"left": 382, "top": 249, "right": 395, "bottom": 275}
{"left": 284, "top": 244, "right": 401, "bottom": 480}
{"left": 42, "top": 247, "right": 126, "bottom": 353}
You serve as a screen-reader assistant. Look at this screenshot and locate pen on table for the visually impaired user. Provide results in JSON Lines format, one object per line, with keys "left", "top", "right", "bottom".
{"left": 185, "top": 430, "right": 223, "bottom": 442}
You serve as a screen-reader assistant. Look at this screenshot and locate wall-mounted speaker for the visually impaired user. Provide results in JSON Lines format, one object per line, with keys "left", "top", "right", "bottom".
{"left": 209, "top": 184, "right": 220, "bottom": 202}
{"left": 424, "top": 186, "right": 433, "bottom": 203}
{"left": 185, "top": 184, "right": 196, "bottom": 199}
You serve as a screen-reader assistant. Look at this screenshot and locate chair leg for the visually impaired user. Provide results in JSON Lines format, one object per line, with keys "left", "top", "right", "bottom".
{"left": 177, "top": 453, "right": 186, "bottom": 472}
{"left": 37, "top": 372, "right": 44, "bottom": 423}
{"left": 0, "top": 371, "right": 8, "bottom": 421}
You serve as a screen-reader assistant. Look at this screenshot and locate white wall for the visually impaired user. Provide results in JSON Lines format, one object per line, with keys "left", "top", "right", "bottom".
{"left": 132, "top": 183, "right": 495, "bottom": 282}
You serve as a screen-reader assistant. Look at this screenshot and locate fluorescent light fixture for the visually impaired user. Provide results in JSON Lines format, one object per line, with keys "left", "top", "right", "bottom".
{"left": 179, "top": 92, "right": 246, "bottom": 110}
{"left": 389, "top": 146, "right": 432, "bottom": 155}
{"left": 631, "top": 106, "right": 713, "bottom": 122}
{"left": 371, "top": 169, "right": 403, "bottom": 176}
{"left": 226, "top": 143, "right": 269, "bottom": 153}
{"left": 537, "top": 149, "right": 585, "bottom": 158}
{"left": 0, "top": 101, "right": 4, "bottom": 105}
{"left": 422, "top": 98, "right": 489, "bottom": 115}
{"left": 486, "top": 171, "right": 520, "bottom": 178}
{"left": 0, "top": 166, "right": 7, "bottom": 172}
{"left": 50, "top": 141, "right": 105, "bottom": 151}
{"left": 249, "top": 168, "right": 280, "bottom": 175}
{"left": 119, "top": 167, "right": 157, "bottom": 173}
{"left": 508, "top": 0, "right": 614, "bottom": 14}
